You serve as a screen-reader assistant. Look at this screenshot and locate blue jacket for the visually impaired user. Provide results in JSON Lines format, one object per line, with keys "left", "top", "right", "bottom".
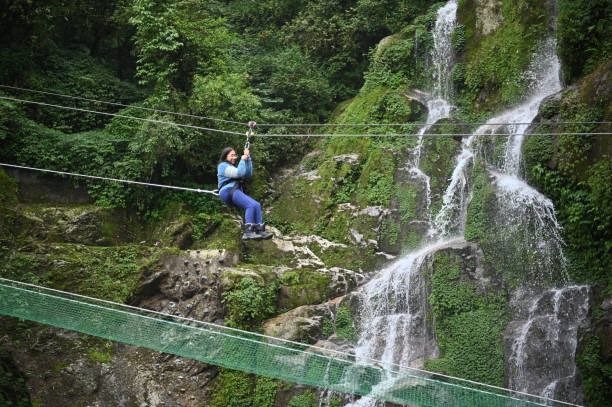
{"left": 217, "top": 158, "right": 252, "bottom": 192}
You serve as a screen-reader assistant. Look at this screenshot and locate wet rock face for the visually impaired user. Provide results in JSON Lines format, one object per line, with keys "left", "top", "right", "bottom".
{"left": 474, "top": 0, "right": 504, "bottom": 35}
{"left": 503, "top": 286, "right": 591, "bottom": 404}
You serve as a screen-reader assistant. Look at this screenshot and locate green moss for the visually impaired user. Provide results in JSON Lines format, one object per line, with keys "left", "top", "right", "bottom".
{"left": 88, "top": 347, "right": 112, "bottom": 364}
{"left": 576, "top": 334, "right": 612, "bottom": 406}
{"left": 355, "top": 148, "right": 395, "bottom": 207}
{"left": 401, "top": 229, "right": 425, "bottom": 252}
{"left": 271, "top": 176, "right": 327, "bottom": 235}
{"left": 277, "top": 269, "right": 332, "bottom": 310}
{"left": 334, "top": 305, "right": 357, "bottom": 343}
{"left": 253, "top": 376, "right": 280, "bottom": 407}
{"left": 288, "top": 390, "right": 318, "bottom": 407}
{"left": 322, "top": 304, "right": 357, "bottom": 343}
{"left": 464, "top": 163, "right": 495, "bottom": 243}
{"left": 222, "top": 276, "right": 278, "bottom": 330}
{"left": 457, "top": 0, "right": 550, "bottom": 112}
{"left": 0, "top": 243, "right": 164, "bottom": 303}
{"left": 429, "top": 254, "right": 479, "bottom": 317}
{"left": 420, "top": 134, "right": 462, "bottom": 214}
{"left": 395, "top": 184, "right": 418, "bottom": 222}
{"left": 425, "top": 309, "right": 508, "bottom": 385}
{"left": 380, "top": 217, "right": 400, "bottom": 247}
{"left": 198, "top": 216, "right": 243, "bottom": 253}
{"left": 52, "top": 362, "right": 70, "bottom": 373}
{"left": 319, "top": 210, "right": 353, "bottom": 244}
{"left": 209, "top": 368, "right": 255, "bottom": 407}
{"left": 426, "top": 251, "right": 509, "bottom": 386}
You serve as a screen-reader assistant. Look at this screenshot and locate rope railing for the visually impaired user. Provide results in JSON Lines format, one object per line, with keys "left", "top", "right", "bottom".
{"left": 0, "top": 278, "right": 580, "bottom": 407}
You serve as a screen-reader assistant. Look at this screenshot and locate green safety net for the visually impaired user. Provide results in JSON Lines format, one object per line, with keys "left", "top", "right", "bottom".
{"left": 0, "top": 278, "right": 571, "bottom": 407}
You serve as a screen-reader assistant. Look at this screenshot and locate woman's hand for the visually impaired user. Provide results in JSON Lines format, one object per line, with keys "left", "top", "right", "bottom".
{"left": 242, "top": 148, "right": 250, "bottom": 160}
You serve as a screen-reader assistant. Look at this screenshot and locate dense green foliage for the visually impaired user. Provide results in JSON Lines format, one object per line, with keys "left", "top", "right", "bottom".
{"left": 287, "top": 390, "right": 319, "bottom": 407}
{"left": 209, "top": 368, "right": 280, "bottom": 407}
{"left": 575, "top": 334, "right": 612, "bottom": 406}
{"left": 222, "top": 277, "right": 278, "bottom": 329}
{"left": 0, "top": 0, "right": 609, "bottom": 406}
{"left": 426, "top": 252, "right": 509, "bottom": 386}
{"left": 322, "top": 304, "right": 358, "bottom": 343}
{"left": 557, "top": 0, "right": 611, "bottom": 83}
{"left": 0, "top": 350, "right": 31, "bottom": 407}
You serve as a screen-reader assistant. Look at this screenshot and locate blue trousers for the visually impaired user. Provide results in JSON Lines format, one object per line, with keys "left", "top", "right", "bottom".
{"left": 220, "top": 188, "right": 263, "bottom": 224}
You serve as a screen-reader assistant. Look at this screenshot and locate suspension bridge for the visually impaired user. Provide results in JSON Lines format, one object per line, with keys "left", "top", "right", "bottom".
{"left": 0, "top": 277, "right": 577, "bottom": 407}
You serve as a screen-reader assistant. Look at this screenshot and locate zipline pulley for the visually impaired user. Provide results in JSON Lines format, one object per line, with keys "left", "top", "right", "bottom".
{"left": 245, "top": 120, "right": 256, "bottom": 150}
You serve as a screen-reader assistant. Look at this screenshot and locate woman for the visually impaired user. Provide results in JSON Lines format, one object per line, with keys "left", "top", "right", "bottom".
{"left": 217, "top": 146, "right": 273, "bottom": 240}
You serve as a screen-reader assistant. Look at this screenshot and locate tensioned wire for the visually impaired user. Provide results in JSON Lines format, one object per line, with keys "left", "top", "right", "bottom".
{"left": 2, "top": 84, "right": 610, "bottom": 128}
{"left": 0, "top": 96, "right": 244, "bottom": 136}
{"left": 0, "top": 162, "right": 220, "bottom": 195}
{"left": 0, "top": 278, "right": 581, "bottom": 407}
{"left": 1, "top": 90, "right": 610, "bottom": 138}
{"left": 0, "top": 84, "right": 246, "bottom": 126}
{"left": 1, "top": 90, "right": 609, "bottom": 192}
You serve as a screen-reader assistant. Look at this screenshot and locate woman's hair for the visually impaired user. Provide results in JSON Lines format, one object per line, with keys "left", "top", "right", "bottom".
{"left": 219, "top": 147, "right": 235, "bottom": 163}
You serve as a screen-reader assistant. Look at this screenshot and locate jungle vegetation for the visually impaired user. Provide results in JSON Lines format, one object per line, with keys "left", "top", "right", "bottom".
{"left": 0, "top": 0, "right": 610, "bottom": 406}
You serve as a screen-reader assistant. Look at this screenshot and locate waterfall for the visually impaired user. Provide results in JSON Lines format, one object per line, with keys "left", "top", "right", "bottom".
{"left": 505, "top": 286, "right": 590, "bottom": 401}
{"left": 410, "top": 0, "right": 457, "bottom": 228}
{"left": 345, "top": 3, "right": 458, "bottom": 406}
{"left": 341, "top": 1, "right": 588, "bottom": 405}
{"left": 481, "top": 36, "right": 589, "bottom": 402}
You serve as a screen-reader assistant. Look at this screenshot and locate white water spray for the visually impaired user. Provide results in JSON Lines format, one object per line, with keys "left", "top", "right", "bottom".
{"left": 346, "top": 3, "right": 458, "bottom": 406}
{"left": 506, "top": 286, "right": 590, "bottom": 399}
{"left": 343, "top": 1, "right": 586, "bottom": 405}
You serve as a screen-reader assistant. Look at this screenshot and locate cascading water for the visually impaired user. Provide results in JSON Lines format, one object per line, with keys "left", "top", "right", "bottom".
{"left": 409, "top": 0, "right": 457, "bottom": 228}
{"left": 341, "top": 0, "right": 590, "bottom": 405}
{"left": 473, "top": 35, "right": 591, "bottom": 403}
{"left": 505, "top": 286, "right": 590, "bottom": 402}
{"left": 345, "top": 3, "right": 458, "bottom": 406}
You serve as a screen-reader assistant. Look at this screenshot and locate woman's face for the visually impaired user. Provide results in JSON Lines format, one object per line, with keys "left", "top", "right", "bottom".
{"left": 226, "top": 149, "right": 238, "bottom": 165}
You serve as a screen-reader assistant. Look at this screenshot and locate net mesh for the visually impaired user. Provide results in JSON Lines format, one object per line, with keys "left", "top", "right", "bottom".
{"left": 0, "top": 278, "right": 572, "bottom": 407}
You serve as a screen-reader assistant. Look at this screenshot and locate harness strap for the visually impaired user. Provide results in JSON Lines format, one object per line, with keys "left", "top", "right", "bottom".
{"left": 218, "top": 179, "right": 243, "bottom": 207}
{"left": 227, "top": 181, "right": 242, "bottom": 207}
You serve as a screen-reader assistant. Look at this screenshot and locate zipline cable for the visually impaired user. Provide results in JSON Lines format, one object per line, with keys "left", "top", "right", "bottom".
{"left": 3, "top": 95, "right": 610, "bottom": 138}
{"left": 2, "top": 84, "right": 610, "bottom": 130}
{"left": 0, "top": 84, "right": 246, "bottom": 126}
{"left": 235, "top": 131, "right": 612, "bottom": 137}
{"left": 0, "top": 96, "right": 244, "bottom": 137}
{"left": 0, "top": 162, "right": 219, "bottom": 196}
{"left": 255, "top": 121, "right": 612, "bottom": 127}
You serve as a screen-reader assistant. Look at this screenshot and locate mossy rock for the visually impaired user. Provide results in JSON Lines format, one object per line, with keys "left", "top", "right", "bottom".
{"left": 0, "top": 242, "right": 164, "bottom": 303}
{"left": 219, "top": 266, "right": 278, "bottom": 291}
{"left": 197, "top": 215, "right": 243, "bottom": 255}
{"left": 242, "top": 237, "right": 298, "bottom": 267}
{"left": 420, "top": 131, "right": 463, "bottom": 214}
{"left": 277, "top": 269, "right": 333, "bottom": 310}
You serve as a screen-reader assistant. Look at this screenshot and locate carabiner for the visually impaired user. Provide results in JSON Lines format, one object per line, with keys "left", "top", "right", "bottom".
{"left": 245, "top": 121, "right": 256, "bottom": 150}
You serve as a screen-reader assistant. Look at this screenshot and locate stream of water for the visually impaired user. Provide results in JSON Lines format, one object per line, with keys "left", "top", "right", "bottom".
{"left": 343, "top": 0, "right": 590, "bottom": 405}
